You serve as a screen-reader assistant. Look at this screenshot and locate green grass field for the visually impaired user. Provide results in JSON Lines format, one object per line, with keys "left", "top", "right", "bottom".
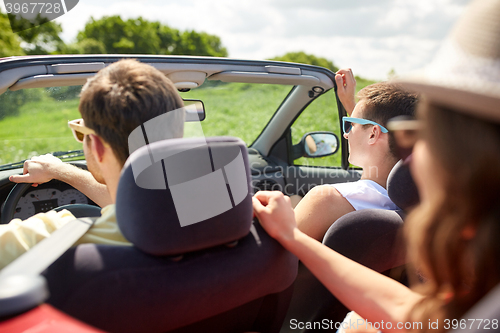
{"left": 0, "top": 79, "right": 374, "bottom": 167}
{"left": 180, "top": 82, "right": 293, "bottom": 143}
{"left": 0, "top": 92, "right": 82, "bottom": 165}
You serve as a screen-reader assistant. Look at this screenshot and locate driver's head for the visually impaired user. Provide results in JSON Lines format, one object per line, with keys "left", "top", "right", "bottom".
{"left": 79, "top": 59, "right": 184, "bottom": 166}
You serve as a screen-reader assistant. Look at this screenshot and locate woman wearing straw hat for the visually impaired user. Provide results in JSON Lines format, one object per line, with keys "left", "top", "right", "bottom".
{"left": 253, "top": 0, "right": 500, "bottom": 331}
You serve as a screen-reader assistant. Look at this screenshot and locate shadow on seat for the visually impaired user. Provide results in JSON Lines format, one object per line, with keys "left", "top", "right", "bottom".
{"left": 43, "top": 137, "right": 298, "bottom": 333}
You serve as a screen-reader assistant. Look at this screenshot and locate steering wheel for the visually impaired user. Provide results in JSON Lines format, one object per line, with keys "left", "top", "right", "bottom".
{"left": 1, "top": 183, "right": 101, "bottom": 224}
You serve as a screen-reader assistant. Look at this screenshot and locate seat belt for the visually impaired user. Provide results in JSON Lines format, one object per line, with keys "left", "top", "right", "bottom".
{"left": 0, "top": 217, "right": 95, "bottom": 278}
{"left": 0, "top": 217, "right": 95, "bottom": 317}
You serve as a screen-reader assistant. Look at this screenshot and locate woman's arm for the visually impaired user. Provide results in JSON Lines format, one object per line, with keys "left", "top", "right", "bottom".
{"left": 253, "top": 191, "right": 423, "bottom": 331}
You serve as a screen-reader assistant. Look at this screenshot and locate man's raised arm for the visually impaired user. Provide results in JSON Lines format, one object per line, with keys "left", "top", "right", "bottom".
{"left": 335, "top": 68, "right": 357, "bottom": 115}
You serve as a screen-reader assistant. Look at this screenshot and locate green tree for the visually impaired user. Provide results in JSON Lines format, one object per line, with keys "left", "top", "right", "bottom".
{"left": 75, "top": 16, "right": 228, "bottom": 57}
{"left": 77, "top": 16, "right": 160, "bottom": 54}
{"left": 175, "top": 30, "right": 227, "bottom": 57}
{"left": 62, "top": 38, "right": 106, "bottom": 54}
{"left": 0, "top": 10, "right": 24, "bottom": 57}
{"left": 0, "top": 8, "right": 65, "bottom": 56}
{"left": 156, "top": 23, "right": 181, "bottom": 54}
{"left": 0, "top": 89, "right": 42, "bottom": 120}
{"left": 270, "top": 51, "right": 338, "bottom": 72}
{"left": 16, "top": 19, "right": 65, "bottom": 55}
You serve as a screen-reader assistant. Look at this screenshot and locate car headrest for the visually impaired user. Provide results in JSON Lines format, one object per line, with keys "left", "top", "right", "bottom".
{"left": 116, "top": 137, "right": 253, "bottom": 256}
{"left": 387, "top": 158, "right": 420, "bottom": 211}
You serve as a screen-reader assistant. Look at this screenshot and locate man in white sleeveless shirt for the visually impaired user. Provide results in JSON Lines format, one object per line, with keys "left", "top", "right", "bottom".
{"left": 296, "top": 69, "right": 418, "bottom": 241}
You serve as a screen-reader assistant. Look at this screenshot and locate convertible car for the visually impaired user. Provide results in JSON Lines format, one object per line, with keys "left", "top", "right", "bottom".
{"left": 0, "top": 55, "right": 408, "bottom": 332}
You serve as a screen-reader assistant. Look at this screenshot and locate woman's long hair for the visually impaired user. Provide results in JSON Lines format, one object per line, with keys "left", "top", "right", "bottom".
{"left": 405, "top": 100, "right": 500, "bottom": 332}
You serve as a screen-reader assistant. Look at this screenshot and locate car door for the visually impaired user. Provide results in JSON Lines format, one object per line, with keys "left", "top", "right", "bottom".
{"left": 251, "top": 82, "right": 361, "bottom": 199}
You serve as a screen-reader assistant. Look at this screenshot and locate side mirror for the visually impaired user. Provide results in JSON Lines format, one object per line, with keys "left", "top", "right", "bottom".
{"left": 292, "top": 132, "right": 339, "bottom": 160}
{"left": 183, "top": 99, "right": 206, "bottom": 122}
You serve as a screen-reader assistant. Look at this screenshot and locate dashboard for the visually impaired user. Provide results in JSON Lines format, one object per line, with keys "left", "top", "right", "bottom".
{"left": 0, "top": 155, "right": 286, "bottom": 222}
{"left": 0, "top": 154, "right": 359, "bottom": 223}
{"left": 13, "top": 184, "right": 90, "bottom": 220}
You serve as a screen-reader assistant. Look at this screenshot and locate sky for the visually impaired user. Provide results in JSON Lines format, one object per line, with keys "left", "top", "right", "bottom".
{"left": 4, "top": 0, "right": 470, "bottom": 80}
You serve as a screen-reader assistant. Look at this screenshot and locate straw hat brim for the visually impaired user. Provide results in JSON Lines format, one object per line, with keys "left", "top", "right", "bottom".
{"left": 397, "top": 77, "right": 500, "bottom": 123}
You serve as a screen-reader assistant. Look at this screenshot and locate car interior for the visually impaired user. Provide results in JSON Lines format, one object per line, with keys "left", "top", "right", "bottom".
{"left": 0, "top": 55, "right": 412, "bottom": 332}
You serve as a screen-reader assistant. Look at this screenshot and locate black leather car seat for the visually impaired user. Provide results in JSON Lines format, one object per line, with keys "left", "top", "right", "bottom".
{"left": 42, "top": 137, "right": 298, "bottom": 333}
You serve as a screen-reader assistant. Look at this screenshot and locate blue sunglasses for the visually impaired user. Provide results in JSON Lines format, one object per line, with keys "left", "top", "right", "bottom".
{"left": 342, "top": 116, "right": 389, "bottom": 134}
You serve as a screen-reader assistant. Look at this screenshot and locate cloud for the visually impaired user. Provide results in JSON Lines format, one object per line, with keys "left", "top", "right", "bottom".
{"left": 233, "top": 0, "right": 465, "bottom": 40}
{"left": 268, "top": 0, "right": 395, "bottom": 11}
{"left": 53, "top": 0, "right": 468, "bottom": 79}
{"left": 226, "top": 33, "right": 440, "bottom": 80}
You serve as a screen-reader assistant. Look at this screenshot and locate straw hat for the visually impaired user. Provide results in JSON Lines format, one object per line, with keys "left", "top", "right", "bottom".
{"left": 397, "top": 0, "right": 500, "bottom": 123}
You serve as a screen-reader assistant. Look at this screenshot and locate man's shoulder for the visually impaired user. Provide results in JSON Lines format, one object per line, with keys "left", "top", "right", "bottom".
{"left": 356, "top": 179, "right": 385, "bottom": 189}
{"left": 309, "top": 183, "right": 344, "bottom": 199}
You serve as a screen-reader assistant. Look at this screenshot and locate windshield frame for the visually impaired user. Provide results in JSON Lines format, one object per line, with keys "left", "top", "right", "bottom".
{"left": 0, "top": 55, "right": 340, "bottom": 169}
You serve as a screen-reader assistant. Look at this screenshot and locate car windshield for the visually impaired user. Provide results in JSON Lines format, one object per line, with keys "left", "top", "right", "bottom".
{"left": 0, "top": 81, "right": 293, "bottom": 167}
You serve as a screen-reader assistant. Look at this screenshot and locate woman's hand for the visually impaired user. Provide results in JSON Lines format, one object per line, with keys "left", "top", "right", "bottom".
{"left": 252, "top": 191, "right": 298, "bottom": 243}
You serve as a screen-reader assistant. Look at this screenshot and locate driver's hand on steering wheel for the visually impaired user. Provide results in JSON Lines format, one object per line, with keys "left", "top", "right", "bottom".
{"left": 9, "top": 154, "right": 64, "bottom": 187}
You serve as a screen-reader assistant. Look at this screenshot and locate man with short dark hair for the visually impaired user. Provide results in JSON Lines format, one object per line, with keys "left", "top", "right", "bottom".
{"left": 295, "top": 68, "right": 418, "bottom": 241}
{"left": 1, "top": 59, "right": 184, "bottom": 269}
{"left": 355, "top": 81, "right": 418, "bottom": 160}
